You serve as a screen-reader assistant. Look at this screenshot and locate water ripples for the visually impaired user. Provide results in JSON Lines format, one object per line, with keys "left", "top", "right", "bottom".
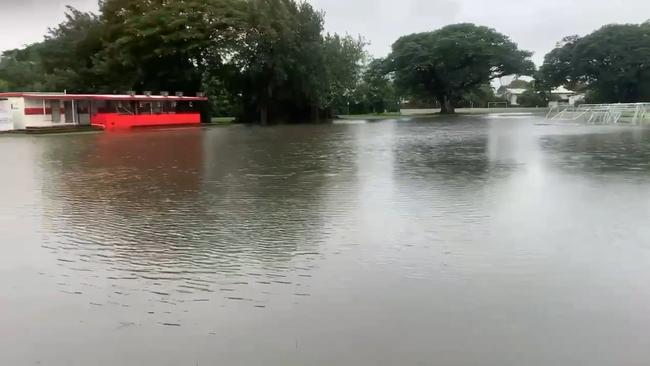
{"left": 2, "top": 119, "right": 650, "bottom": 365}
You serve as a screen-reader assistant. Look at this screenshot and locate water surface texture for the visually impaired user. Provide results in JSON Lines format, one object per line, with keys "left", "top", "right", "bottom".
{"left": 2, "top": 116, "right": 650, "bottom": 365}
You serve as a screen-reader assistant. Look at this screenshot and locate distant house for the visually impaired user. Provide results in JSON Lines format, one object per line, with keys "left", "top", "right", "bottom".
{"left": 505, "top": 86, "right": 585, "bottom": 107}
{"left": 551, "top": 86, "right": 584, "bottom": 106}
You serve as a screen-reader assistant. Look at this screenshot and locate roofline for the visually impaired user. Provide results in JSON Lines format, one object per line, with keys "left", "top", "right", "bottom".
{"left": 0, "top": 92, "right": 208, "bottom": 102}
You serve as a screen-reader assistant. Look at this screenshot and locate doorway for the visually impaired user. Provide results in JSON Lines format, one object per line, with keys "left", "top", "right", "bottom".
{"left": 64, "top": 101, "right": 74, "bottom": 124}
{"left": 50, "top": 100, "right": 61, "bottom": 123}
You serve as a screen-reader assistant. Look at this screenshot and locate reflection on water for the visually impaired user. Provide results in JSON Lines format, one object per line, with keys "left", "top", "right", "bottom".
{"left": 1, "top": 117, "right": 650, "bottom": 366}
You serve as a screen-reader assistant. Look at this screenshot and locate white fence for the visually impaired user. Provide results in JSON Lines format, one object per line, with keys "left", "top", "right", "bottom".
{"left": 546, "top": 103, "right": 650, "bottom": 125}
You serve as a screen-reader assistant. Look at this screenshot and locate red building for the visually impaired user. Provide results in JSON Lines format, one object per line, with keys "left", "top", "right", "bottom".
{"left": 0, "top": 92, "right": 207, "bottom": 131}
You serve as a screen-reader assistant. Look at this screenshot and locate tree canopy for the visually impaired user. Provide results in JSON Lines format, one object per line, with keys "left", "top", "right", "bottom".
{"left": 539, "top": 23, "right": 650, "bottom": 103}
{"left": 353, "top": 58, "right": 399, "bottom": 114}
{"left": 7, "top": 6, "right": 647, "bottom": 120}
{"left": 387, "top": 23, "right": 534, "bottom": 113}
{"left": 0, "top": 0, "right": 365, "bottom": 123}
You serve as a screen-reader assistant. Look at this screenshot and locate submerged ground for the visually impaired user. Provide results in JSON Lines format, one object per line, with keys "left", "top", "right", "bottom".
{"left": 1, "top": 114, "right": 649, "bottom": 365}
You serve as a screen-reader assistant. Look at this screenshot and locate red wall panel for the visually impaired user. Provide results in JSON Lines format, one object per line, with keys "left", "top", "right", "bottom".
{"left": 91, "top": 113, "right": 202, "bottom": 130}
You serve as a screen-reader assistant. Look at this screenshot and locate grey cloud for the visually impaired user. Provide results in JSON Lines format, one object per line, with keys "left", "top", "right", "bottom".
{"left": 0, "top": 0, "right": 98, "bottom": 50}
{"left": 411, "top": 0, "right": 462, "bottom": 21}
{"left": 316, "top": 0, "right": 650, "bottom": 64}
{"left": 1, "top": 0, "right": 649, "bottom": 65}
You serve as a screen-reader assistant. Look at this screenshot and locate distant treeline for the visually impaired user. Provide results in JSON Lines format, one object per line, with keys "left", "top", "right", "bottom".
{"left": 1, "top": 1, "right": 649, "bottom": 121}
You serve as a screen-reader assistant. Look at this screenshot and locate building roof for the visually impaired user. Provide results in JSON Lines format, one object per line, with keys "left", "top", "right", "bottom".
{"left": 551, "top": 86, "right": 576, "bottom": 95}
{"left": 505, "top": 88, "right": 527, "bottom": 95}
{"left": 0, "top": 92, "right": 207, "bottom": 102}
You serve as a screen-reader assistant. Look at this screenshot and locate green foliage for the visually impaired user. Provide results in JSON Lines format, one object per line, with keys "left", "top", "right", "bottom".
{"left": 228, "top": 0, "right": 328, "bottom": 122}
{"left": 97, "top": 0, "right": 245, "bottom": 93}
{"left": 0, "top": 46, "right": 45, "bottom": 91}
{"left": 202, "top": 77, "right": 240, "bottom": 117}
{"left": 539, "top": 24, "right": 650, "bottom": 103}
{"left": 4, "top": 6, "right": 649, "bottom": 121}
{"left": 353, "top": 58, "right": 399, "bottom": 113}
{"left": 458, "top": 84, "right": 499, "bottom": 108}
{"left": 387, "top": 23, "right": 534, "bottom": 113}
{"left": 508, "top": 79, "right": 531, "bottom": 89}
{"left": 224, "top": 0, "right": 366, "bottom": 122}
{"left": 517, "top": 89, "right": 548, "bottom": 107}
{"left": 97, "top": 0, "right": 365, "bottom": 122}
{"left": 536, "top": 35, "right": 580, "bottom": 92}
{"left": 0, "top": 0, "right": 366, "bottom": 123}
{"left": 319, "top": 34, "right": 367, "bottom": 113}
{"left": 41, "top": 7, "right": 104, "bottom": 91}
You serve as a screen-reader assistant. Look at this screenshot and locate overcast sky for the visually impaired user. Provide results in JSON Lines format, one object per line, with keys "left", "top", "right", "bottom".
{"left": 1, "top": 0, "right": 649, "bottom": 65}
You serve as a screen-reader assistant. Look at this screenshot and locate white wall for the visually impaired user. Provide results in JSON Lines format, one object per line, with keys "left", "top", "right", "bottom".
{"left": 400, "top": 108, "right": 439, "bottom": 116}
{"left": 0, "top": 100, "right": 12, "bottom": 131}
{"left": 9, "top": 98, "right": 25, "bottom": 129}
{"left": 23, "top": 98, "right": 56, "bottom": 127}
{"left": 1, "top": 98, "right": 170, "bottom": 130}
{"left": 569, "top": 94, "right": 585, "bottom": 106}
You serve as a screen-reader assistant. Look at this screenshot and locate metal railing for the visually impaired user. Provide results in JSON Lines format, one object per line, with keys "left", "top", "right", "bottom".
{"left": 546, "top": 103, "right": 650, "bottom": 125}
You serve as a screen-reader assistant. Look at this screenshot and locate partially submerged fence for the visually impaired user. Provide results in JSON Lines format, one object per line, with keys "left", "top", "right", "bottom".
{"left": 546, "top": 103, "right": 650, "bottom": 125}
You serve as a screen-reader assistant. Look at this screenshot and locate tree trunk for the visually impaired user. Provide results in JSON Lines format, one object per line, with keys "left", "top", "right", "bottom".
{"left": 440, "top": 95, "right": 455, "bottom": 114}
{"left": 260, "top": 104, "right": 268, "bottom": 125}
{"left": 440, "top": 95, "right": 456, "bottom": 114}
{"left": 259, "top": 84, "right": 273, "bottom": 125}
{"left": 311, "top": 104, "right": 320, "bottom": 122}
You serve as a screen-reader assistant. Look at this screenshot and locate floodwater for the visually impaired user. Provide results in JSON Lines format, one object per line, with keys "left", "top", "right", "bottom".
{"left": 1, "top": 115, "right": 650, "bottom": 366}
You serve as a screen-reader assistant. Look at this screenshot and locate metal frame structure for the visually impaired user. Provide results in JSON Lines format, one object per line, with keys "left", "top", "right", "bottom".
{"left": 546, "top": 103, "right": 650, "bottom": 125}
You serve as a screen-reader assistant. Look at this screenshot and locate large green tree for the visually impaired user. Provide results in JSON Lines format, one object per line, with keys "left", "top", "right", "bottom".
{"left": 458, "top": 83, "right": 499, "bottom": 108}
{"left": 96, "top": 0, "right": 245, "bottom": 93}
{"left": 539, "top": 24, "right": 650, "bottom": 103}
{"left": 353, "top": 58, "right": 399, "bottom": 114}
{"left": 0, "top": 0, "right": 365, "bottom": 123}
{"left": 227, "top": 0, "right": 326, "bottom": 123}
{"left": 387, "top": 23, "right": 534, "bottom": 113}
{"left": 96, "top": 0, "right": 364, "bottom": 123}
{"left": 318, "top": 34, "right": 367, "bottom": 116}
{"left": 0, "top": 46, "right": 46, "bottom": 91}
{"left": 39, "top": 7, "right": 104, "bottom": 91}
{"left": 224, "top": 1, "right": 365, "bottom": 123}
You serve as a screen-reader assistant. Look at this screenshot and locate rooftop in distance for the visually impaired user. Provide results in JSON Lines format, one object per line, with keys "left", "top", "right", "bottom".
{"left": 0, "top": 92, "right": 208, "bottom": 102}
